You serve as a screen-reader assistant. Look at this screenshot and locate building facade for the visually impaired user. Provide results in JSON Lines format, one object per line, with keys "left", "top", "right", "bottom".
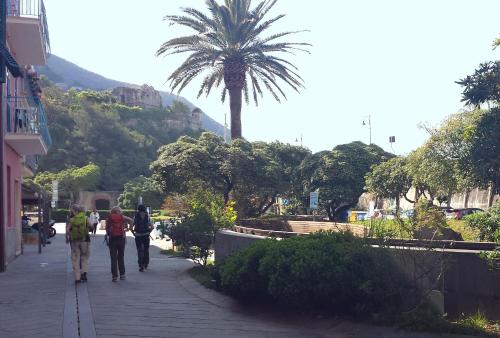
{"left": 111, "top": 85, "right": 163, "bottom": 109}
{"left": 0, "top": 0, "right": 51, "bottom": 270}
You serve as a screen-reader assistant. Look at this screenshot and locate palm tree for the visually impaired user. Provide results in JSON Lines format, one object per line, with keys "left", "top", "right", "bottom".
{"left": 156, "top": 0, "right": 309, "bottom": 139}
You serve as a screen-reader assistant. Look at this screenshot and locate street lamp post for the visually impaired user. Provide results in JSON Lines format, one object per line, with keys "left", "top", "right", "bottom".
{"left": 295, "top": 134, "right": 303, "bottom": 147}
{"left": 362, "top": 114, "right": 372, "bottom": 145}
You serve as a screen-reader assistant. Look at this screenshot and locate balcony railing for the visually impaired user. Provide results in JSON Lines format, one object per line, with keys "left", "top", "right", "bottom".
{"left": 5, "top": 95, "right": 52, "bottom": 148}
{"left": 7, "top": 0, "right": 51, "bottom": 55}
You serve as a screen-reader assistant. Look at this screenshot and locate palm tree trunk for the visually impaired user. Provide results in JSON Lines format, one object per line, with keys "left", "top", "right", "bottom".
{"left": 229, "top": 87, "right": 242, "bottom": 139}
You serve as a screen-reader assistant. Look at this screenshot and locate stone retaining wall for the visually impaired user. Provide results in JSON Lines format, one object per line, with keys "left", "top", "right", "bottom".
{"left": 215, "top": 230, "right": 500, "bottom": 319}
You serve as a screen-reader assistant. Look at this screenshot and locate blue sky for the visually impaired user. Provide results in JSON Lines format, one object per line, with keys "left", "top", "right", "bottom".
{"left": 43, "top": 0, "right": 499, "bottom": 154}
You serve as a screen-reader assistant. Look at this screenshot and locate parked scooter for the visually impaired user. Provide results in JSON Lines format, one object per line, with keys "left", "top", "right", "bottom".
{"left": 32, "top": 219, "right": 57, "bottom": 238}
{"left": 21, "top": 215, "right": 31, "bottom": 228}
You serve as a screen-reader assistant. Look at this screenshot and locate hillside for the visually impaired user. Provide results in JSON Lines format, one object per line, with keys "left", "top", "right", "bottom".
{"left": 37, "top": 55, "right": 226, "bottom": 136}
{"left": 38, "top": 81, "right": 202, "bottom": 190}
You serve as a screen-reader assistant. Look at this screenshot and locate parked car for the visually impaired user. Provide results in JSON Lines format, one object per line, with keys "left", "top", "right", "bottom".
{"left": 370, "top": 209, "right": 396, "bottom": 220}
{"left": 453, "top": 208, "right": 484, "bottom": 220}
{"left": 439, "top": 207, "right": 457, "bottom": 219}
{"left": 400, "top": 209, "right": 414, "bottom": 219}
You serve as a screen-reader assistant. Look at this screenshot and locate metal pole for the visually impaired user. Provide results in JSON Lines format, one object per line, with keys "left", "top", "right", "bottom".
{"left": 369, "top": 114, "right": 372, "bottom": 145}
{"left": 0, "top": 0, "right": 6, "bottom": 272}
{"left": 38, "top": 193, "right": 42, "bottom": 253}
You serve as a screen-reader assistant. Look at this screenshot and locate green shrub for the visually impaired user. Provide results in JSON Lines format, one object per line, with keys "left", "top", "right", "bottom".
{"left": 51, "top": 209, "right": 70, "bottom": 222}
{"left": 219, "top": 239, "right": 275, "bottom": 296}
{"left": 219, "top": 231, "right": 407, "bottom": 316}
{"left": 159, "top": 191, "right": 237, "bottom": 265}
{"left": 464, "top": 202, "right": 500, "bottom": 242}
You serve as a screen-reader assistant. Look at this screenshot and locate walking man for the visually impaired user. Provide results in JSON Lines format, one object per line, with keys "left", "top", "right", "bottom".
{"left": 66, "top": 205, "right": 93, "bottom": 283}
{"left": 132, "top": 205, "right": 154, "bottom": 272}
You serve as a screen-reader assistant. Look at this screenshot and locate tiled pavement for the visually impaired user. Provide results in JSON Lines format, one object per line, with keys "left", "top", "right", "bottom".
{"left": 0, "top": 224, "right": 473, "bottom": 338}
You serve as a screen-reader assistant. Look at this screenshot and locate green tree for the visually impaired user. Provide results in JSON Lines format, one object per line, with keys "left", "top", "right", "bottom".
{"left": 39, "top": 79, "right": 201, "bottom": 190}
{"left": 34, "top": 163, "right": 101, "bottom": 205}
{"left": 406, "top": 143, "right": 459, "bottom": 204}
{"left": 151, "top": 133, "right": 231, "bottom": 201}
{"left": 404, "top": 109, "right": 485, "bottom": 206}
{"left": 238, "top": 141, "right": 310, "bottom": 216}
{"left": 365, "top": 157, "right": 412, "bottom": 214}
{"left": 493, "top": 35, "right": 500, "bottom": 50}
{"left": 469, "top": 108, "right": 500, "bottom": 205}
{"left": 151, "top": 133, "right": 309, "bottom": 217}
{"left": 456, "top": 60, "right": 500, "bottom": 108}
{"left": 117, "top": 176, "right": 166, "bottom": 209}
{"left": 156, "top": 0, "right": 309, "bottom": 139}
{"left": 160, "top": 190, "right": 237, "bottom": 265}
{"left": 300, "top": 142, "right": 391, "bottom": 220}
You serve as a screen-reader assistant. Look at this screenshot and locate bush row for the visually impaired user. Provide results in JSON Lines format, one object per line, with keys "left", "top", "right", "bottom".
{"left": 50, "top": 209, "right": 137, "bottom": 222}
{"left": 218, "top": 231, "right": 408, "bottom": 316}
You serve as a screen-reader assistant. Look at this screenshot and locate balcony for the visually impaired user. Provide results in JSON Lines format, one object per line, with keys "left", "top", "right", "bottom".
{"left": 6, "top": 0, "right": 51, "bottom": 66}
{"left": 4, "top": 96, "right": 52, "bottom": 155}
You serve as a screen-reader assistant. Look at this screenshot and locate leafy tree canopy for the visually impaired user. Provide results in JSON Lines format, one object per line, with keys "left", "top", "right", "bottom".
{"left": 300, "top": 142, "right": 392, "bottom": 220}
{"left": 469, "top": 107, "right": 500, "bottom": 196}
{"left": 117, "top": 176, "right": 166, "bottom": 210}
{"left": 34, "top": 163, "right": 101, "bottom": 205}
{"left": 456, "top": 60, "right": 500, "bottom": 107}
{"left": 151, "top": 132, "right": 310, "bottom": 217}
{"left": 365, "top": 156, "right": 412, "bottom": 211}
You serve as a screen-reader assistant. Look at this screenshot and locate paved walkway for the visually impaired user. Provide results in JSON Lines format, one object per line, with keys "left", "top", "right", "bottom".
{"left": 0, "top": 224, "right": 473, "bottom": 338}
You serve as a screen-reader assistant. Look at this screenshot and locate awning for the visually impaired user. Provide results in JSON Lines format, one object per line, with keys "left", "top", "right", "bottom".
{"left": 0, "top": 43, "right": 23, "bottom": 78}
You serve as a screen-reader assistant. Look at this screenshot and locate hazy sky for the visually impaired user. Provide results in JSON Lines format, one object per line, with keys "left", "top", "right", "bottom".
{"left": 43, "top": 0, "right": 499, "bottom": 154}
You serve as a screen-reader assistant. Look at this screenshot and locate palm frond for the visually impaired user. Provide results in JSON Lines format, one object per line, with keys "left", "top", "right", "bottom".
{"left": 243, "top": 74, "right": 250, "bottom": 104}
{"left": 158, "top": 0, "right": 310, "bottom": 106}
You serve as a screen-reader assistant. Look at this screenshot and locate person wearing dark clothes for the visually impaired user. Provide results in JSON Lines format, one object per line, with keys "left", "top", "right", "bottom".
{"left": 132, "top": 205, "right": 153, "bottom": 272}
{"left": 106, "top": 206, "right": 133, "bottom": 282}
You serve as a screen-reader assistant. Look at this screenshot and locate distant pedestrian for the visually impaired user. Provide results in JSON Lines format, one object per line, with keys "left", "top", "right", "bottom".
{"left": 106, "top": 206, "right": 133, "bottom": 282}
{"left": 132, "top": 205, "right": 154, "bottom": 272}
{"left": 89, "top": 208, "right": 100, "bottom": 237}
{"left": 66, "top": 205, "right": 93, "bottom": 284}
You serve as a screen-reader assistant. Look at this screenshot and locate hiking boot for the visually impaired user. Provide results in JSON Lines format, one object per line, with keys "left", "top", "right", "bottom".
{"left": 120, "top": 275, "right": 126, "bottom": 280}
{"left": 81, "top": 272, "right": 87, "bottom": 282}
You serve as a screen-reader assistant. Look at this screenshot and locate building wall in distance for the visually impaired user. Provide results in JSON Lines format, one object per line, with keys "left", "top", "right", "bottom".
{"left": 111, "top": 85, "right": 162, "bottom": 109}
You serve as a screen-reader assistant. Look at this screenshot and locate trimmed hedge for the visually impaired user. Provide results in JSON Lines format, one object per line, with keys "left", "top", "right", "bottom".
{"left": 219, "top": 231, "right": 408, "bottom": 316}
{"left": 50, "top": 209, "right": 137, "bottom": 222}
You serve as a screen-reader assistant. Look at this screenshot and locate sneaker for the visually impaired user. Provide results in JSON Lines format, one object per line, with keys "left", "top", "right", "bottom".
{"left": 120, "top": 275, "right": 126, "bottom": 280}
{"left": 139, "top": 267, "right": 144, "bottom": 272}
{"left": 81, "top": 273, "right": 87, "bottom": 282}
{"left": 112, "top": 277, "right": 117, "bottom": 282}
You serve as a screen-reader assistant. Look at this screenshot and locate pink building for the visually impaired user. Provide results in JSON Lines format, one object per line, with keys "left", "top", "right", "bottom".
{"left": 0, "top": 0, "right": 51, "bottom": 271}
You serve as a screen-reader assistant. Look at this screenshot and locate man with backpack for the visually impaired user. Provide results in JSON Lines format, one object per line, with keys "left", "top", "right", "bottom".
{"left": 106, "top": 206, "right": 134, "bottom": 282}
{"left": 132, "top": 205, "right": 154, "bottom": 272}
{"left": 66, "top": 205, "right": 93, "bottom": 284}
